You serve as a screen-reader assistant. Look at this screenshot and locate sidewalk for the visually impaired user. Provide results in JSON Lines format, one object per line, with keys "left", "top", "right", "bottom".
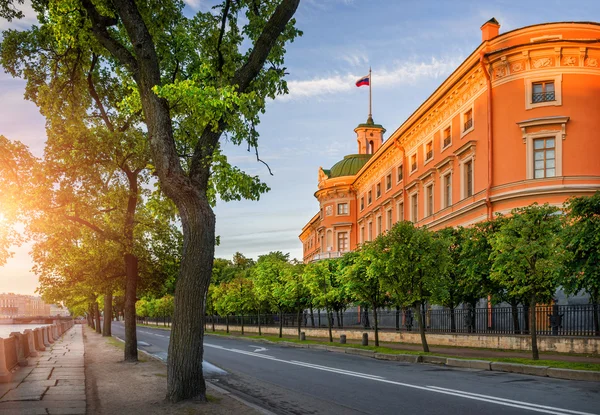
{"left": 83, "top": 326, "right": 260, "bottom": 414}
{"left": 0, "top": 324, "right": 86, "bottom": 415}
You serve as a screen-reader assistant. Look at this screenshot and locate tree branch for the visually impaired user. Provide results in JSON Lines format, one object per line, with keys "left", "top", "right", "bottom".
{"left": 62, "top": 214, "right": 106, "bottom": 236}
{"left": 216, "top": 0, "right": 231, "bottom": 74}
{"left": 87, "top": 53, "right": 115, "bottom": 132}
{"left": 80, "top": 0, "right": 139, "bottom": 77}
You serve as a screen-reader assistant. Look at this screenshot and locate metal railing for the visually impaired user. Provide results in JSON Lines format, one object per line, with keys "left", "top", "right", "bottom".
{"left": 463, "top": 118, "right": 473, "bottom": 132}
{"left": 311, "top": 251, "right": 343, "bottom": 261}
{"left": 426, "top": 150, "right": 433, "bottom": 160}
{"left": 207, "top": 304, "right": 600, "bottom": 337}
{"left": 532, "top": 91, "right": 555, "bottom": 103}
{"left": 443, "top": 136, "right": 451, "bottom": 148}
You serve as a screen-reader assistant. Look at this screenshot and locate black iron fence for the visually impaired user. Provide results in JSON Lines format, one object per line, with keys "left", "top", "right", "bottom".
{"left": 206, "top": 304, "right": 600, "bottom": 337}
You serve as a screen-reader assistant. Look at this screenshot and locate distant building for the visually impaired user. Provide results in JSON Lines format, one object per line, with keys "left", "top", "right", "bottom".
{"left": 49, "top": 304, "right": 71, "bottom": 317}
{"left": 300, "top": 19, "right": 600, "bottom": 262}
{"left": 0, "top": 293, "right": 52, "bottom": 317}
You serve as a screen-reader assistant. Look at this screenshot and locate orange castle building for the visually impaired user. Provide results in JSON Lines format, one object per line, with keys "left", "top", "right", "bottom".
{"left": 300, "top": 19, "right": 600, "bottom": 263}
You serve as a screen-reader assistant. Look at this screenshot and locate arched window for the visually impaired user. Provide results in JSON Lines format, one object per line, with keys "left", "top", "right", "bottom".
{"left": 326, "top": 230, "right": 333, "bottom": 250}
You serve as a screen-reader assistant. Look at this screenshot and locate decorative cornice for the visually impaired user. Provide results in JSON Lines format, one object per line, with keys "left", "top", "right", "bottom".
{"left": 435, "top": 155, "right": 456, "bottom": 171}
{"left": 517, "top": 116, "right": 570, "bottom": 141}
{"left": 418, "top": 168, "right": 436, "bottom": 182}
{"left": 454, "top": 140, "right": 477, "bottom": 158}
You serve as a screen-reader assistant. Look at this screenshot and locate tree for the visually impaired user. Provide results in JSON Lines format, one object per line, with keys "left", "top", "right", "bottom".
{"left": 253, "top": 252, "right": 290, "bottom": 338}
{"left": 1, "top": 0, "right": 300, "bottom": 402}
{"left": 281, "top": 261, "right": 309, "bottom": 338}
{"left": 303, "top": 259, "right": 339, "bottom": 343}
{"left": 339, "top": 248, "right": 386, "bottom": 346}
{"left": 490, "top": 203, "right": 564, "bottom": 360}
{"left": 378, "top": 221, "right": 448, "bottom": 352}
{"left": 562, "top": 192, "right": 600, "bottom": 335}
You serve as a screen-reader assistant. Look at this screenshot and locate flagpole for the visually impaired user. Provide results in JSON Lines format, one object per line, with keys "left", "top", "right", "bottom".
{"left": 368, "top": 67, "right": 372, "bottom": 122}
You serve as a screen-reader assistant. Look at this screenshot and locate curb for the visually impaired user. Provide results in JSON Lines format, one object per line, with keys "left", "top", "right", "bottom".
{"left": 204, "top": 333, "right": 600, "bottom": 382}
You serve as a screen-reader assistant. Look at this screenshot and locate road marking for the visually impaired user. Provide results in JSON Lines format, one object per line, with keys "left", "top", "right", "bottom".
{"left": 204, "top": 342, "right": 595, "bottom": 415}
{"left": 426, "top": 386, "right": 594, "bottom": 415}
{"left": 249, "top": 345, "right": 268, "bottom": 353}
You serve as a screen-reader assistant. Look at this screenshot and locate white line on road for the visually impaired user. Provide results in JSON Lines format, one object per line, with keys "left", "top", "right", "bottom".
{"left": 249, "top": 345, "right": 268, "bottom": 353}
{"left": 204, "top": 342, "right": 595, "bottom": 415}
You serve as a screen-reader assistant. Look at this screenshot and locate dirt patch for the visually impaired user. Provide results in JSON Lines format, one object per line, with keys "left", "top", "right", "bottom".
{"left": 84, "top": 326, "right": 260, "bottom": 414}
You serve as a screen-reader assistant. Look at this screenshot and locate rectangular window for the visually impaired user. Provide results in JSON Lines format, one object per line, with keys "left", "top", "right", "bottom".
{"left": 386, "top": 209, "right": 393, "bottom": 230}
{"left": 360, "top": 226, "right": 365, "bottom": 244}
{"left": 532, "top": 81, "right": 555, "bottom": 103}
{"left": 443, "top": 173, "right": 452, "bottom": 208}
{"left": 376, "top": 216, "right": 382, "bottom": 236}
{"left": 337, "top": 232, "right": 348, "bottom": 252}
{"left": 410, "top": 154, "right": 417, "bottom": 173}
{"left": 337, "top": 203, "right": 349, "bottom": 215}
{"left": 368, "top": 222, "right": 373, "bottom": 241}
{"left": 425, "top": 141, "right": 433, "bottom": 162}
{"left": 426, "top": 184, "right": 434, "bottom": 217}
{"left": 376, "top": 183, "right": 381, "bottom": 198}
{"left": 397, "top": 164, "right": 403, "bottom": 182}
{"left": 360, "top": 197, "right": 364, "bottom": 211}
{"left": 443, "top": 127, "right": 451, "bottom": 148}
{"left": 533, "top": 138, "right": 556, "bottom": 178}
{"left": 397, "top": 202, "right": 404, "bottom": 222}
{"left": 465, "top": 160, "right": 473, "bottom": 197}
{"left": 463, "top": 109, "right": 473, "bottom": 132}
{"left": 368, "top": 191, "right": 372, "bottom": 205}
{"left": 411, "top": 194, "right": 418, "bottom": 223}
{"left": 386, "top": 174, "right": 392, "bottom": 190}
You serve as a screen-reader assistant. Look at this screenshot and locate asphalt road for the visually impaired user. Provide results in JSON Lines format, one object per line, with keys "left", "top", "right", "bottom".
{"left": 111, "top": 322, "right": 599, "bottom": 415}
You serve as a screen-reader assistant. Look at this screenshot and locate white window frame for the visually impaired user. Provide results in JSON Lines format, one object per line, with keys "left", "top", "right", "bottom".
{"left": 386, "top": 208, "right": 393, "bottom": 231}
{"left": 441, "top": 124, "right": 452, "bottom": 152}
{"left": 460, "top": 105, "right": 475, "bottom": 138}
{"left": 524, "top": 73, "right": 562, "bottom": 110}
{"left": 525, "top": 130, "right": 563, "bottom": 179}
{"left": 337, "top": 202, "right": 349, "bottom": 216}
{"left": 424, "top": 181, "right": 434, "bottom": 217}
{"left": 424, "top": 139, "right": 434, "bottom": 165}
{"left": 385, "top": 173, "right": 393, "bottom": 192}
{"left": 337, "top": 231, "right": 349, "bottom": 252}
{"left": 409, "top": 152, "right": 418, "bottom": 175}
{"left": 440, "top": 170, "right": 453, "bottom": 209}
{"left": 396, "top": 201, "right": 404, "bottom": 222}
{"left": 397, "top": 163, "right": 404, "bottom": 184}
{"left": 360, "top": 226, "right": 365, "bottom": 244}
{"left": 460, "top": 156, "right": 475, "bottom": 199}
{"left": 410, "top": 191, "right": 419, "bottom": 223}
{"left": 376, "top": 215, "right": 382, "bottom": 236}
{"left": 367, "top": 221, "right": 373, "bottom": 241}
{"left": 376, "top": 183, "right": 382, "bottom": 199}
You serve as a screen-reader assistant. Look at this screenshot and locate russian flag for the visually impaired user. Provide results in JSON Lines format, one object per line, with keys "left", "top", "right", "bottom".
{"left": 356, "top": 75, "right": 370, "bottom": 87}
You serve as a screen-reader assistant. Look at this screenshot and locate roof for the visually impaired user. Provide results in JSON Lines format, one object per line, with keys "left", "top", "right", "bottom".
{"left": 328, "top": 154, "right": 373, "bottom": 178}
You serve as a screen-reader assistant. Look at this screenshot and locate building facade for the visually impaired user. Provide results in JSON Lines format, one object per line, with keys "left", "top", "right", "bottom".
{"left": 300, "top": 19, "right": 600, "bottom": 263}
{"left": 0, "top": 293, "right": 52, "bottom": 318}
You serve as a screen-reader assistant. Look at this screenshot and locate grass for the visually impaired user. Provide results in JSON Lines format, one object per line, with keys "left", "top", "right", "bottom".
{"left": 205, "top": 331, "right": 600, "bottom": 372}
{"left": 136, "top": 323, "right": 172, "bottom": 331}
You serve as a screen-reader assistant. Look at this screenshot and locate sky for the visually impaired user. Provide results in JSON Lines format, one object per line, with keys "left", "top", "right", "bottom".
{"left": 1, "top": 0, "right": 599, "bottom": 295}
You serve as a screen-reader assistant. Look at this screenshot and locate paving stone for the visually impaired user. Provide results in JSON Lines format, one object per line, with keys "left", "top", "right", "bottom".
{"left": 0, "top": 400, "right": 86, "bottom": 409}
{"left": 0, "top": 386, "right": 47, "bottom": 402}
{"left": 45, "top": 387, "right": 85, "bottom": 394}
{"left": 43, "top": 394, "right": 86, "bottom": 401}
{"left": 55, "top": 380, "right": 83, "bottom": 387}
{"left": 47, "top": 408, "right": 86, "bottom": 415}
{"left": 19, "top": 380, "right": 57, "bottom": 388}
{"left": 0, "top": 405, "right": 48, "bottom": 415}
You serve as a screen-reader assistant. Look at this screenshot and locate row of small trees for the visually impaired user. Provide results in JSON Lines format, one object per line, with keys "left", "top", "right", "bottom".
{"left": 205, "top": 194, "right": 600, "bottom": 360}
{"left": 135, "top": 295, "right": 175, "bottom": 326}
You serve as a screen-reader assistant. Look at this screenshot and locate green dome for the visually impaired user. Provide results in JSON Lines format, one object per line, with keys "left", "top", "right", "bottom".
{"left": 328, "top": 154, "right": 372, "bottom": 178}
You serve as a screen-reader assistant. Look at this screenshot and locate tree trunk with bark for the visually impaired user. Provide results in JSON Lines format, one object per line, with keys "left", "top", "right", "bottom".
{"left": 123, "top": 254, "right": 138, "bottom": 362}
{"left": 278, "top": 309, "right": 283, "bottom": 338}
{"left": 87, "top": 304, "right": 95, "bottom": 329}
{"left": 297, "top": 308, "right": 301, "bottom": 338}
{"left": 241, "top": 314, "right": 244, "bottom": 335}
{"left": 530, "top": 297, "right": 539, "bottom": 360}
{"left": 415, "top": 302, "right": 429, "bottom": 352}
{"left": 226, "top": 315, "right": 229, "bottom": 334}
{"left": 94, "top": 302, "right": 102, "bottom": 334}
{"left": 327, "top": 308, "right": 333, "bottom": 343}
{"left": 103, "top": 290, "right": 113, "bottom": 337}
{"left": 257, "top": 309, "right": 261, "bottom": 336}
{"left": 310, "top": 307, "right": 314, "bottom": 327}
{"left": 372, "top": 305, "right": 379, "bottom": 347}
{"left": 395, "top": 306, "right": 400, "bottom": 331}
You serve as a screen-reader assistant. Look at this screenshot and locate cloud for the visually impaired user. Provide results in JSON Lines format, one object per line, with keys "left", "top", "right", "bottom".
{"left": 183, "top": 0, "right": 204, "bottom": 10}
{"left": 281, "top": 56, "right": 464, "bottom": 101}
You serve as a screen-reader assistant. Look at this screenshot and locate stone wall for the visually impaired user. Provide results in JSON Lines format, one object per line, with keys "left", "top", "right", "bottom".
{"left": 210, "top": 324, "right": 600, "bottom": 355}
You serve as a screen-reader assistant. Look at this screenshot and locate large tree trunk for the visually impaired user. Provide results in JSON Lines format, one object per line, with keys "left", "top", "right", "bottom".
{"left": 257, "top": 309, "right": 261, "bottom": 336}
{"left": 310, "top": 307, "right": 315, "bottom": 327}
{"left": 278, "top": 309, "right": 283, "bottom": 338}
{"left": 166, "top": 199, "right": 215, "bottom": 403}
{"left": 530, "top": 297, "right": 539, "bottom": 360}
{"left": 103, "top": 290, "right": 113, "bottom": 337}
{"left": 395, "top": 306, "right": 400, "bottom": 331}
{"left": 94, "top": 302, "right": 102, "bottom": 334}
{"left": 372, "top": 305, "right": 379, "bottom": 347}
{"left": 87, "top": 304, "right": 95, "bottom": 329}
{"left": 415, "top": 302, "right": 429, "bottom": 352}
{"left": 123, "top": 254, "right": 139, "bottom": 362}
